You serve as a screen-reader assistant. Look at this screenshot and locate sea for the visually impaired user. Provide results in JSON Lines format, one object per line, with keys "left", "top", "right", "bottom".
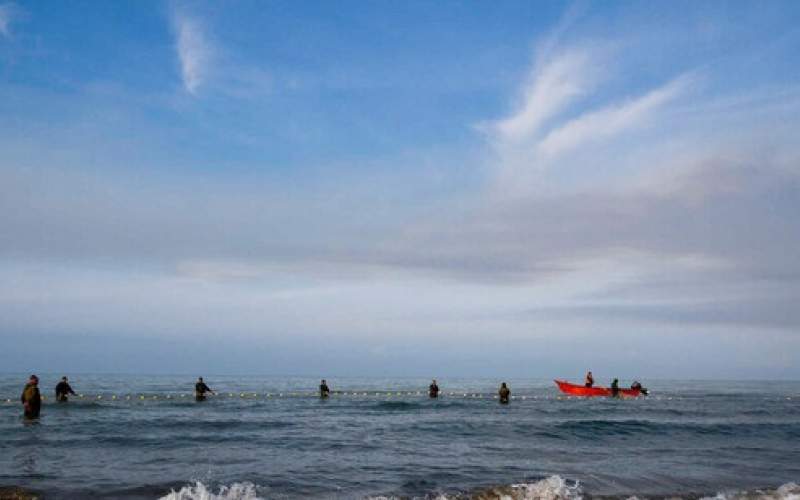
{"left": 1, "top": 375, "right": 798, "bottom": 500}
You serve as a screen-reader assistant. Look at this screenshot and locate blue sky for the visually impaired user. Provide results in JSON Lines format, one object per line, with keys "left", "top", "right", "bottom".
{"left": 1, "top": 1, "right": 800, "bottom": 379}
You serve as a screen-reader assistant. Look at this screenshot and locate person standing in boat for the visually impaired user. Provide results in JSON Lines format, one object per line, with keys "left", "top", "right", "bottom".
{"left": 584, "top": 371, "right": 594, "bottom": 388}
{"left": 610, "top": 378, "right": 620, "bottom": 397}
{"left": 498, "top": 382, "right": 510, "bottom": 404}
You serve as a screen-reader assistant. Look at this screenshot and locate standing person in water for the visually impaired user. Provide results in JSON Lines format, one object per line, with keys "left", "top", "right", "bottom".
{"left": 610, "top": 378, "right": 620, "bottom": 398}
{"left": 429, "top": 379, "right": 439, "bottom": 398}
{"left": 498, "top": 382, "right": 510, "bottom": 404}
{"left": 55, "top": 376, "right": 76, "bottom": 402}
{"left": 585, "top": 371, "right": 594, "bottom": 388}
{"left": 194, "top": 377, "right": 215, "bottom": 401}
{"left": 21, "top": 375, "right": 41, "bottom": 419}
{"left": 319, "top": 379, "right": 330, "bottom": 398}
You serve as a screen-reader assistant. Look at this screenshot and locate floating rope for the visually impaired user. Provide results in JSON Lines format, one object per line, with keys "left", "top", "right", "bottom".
{"left": 0, "top": 391, "right": 687, "bottom": 405}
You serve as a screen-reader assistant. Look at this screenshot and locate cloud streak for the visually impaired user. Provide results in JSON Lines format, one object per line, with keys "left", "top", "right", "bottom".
{"left": 491, "top": 48, "right": 599, "bottom": 144}
{"left": 536, "top": 74, "right": 693, "bottom": 158}
{"left": 173, "top": 11, "right": 211, "bottom": 95}
{"left": 0, "top": 2, "right": 15, "bottom": 38}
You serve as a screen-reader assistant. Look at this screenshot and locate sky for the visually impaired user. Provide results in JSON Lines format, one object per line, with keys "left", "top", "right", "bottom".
{"left": 1, "top": 1, "right": 800, "bottom": 379}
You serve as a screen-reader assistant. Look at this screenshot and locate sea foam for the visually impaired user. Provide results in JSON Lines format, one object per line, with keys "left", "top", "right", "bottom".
{"left": 159, "top": 481, "right": 261, "bottom": 500}
{"left": 698, "top": 482, "right": 800, "bottom": 500}
{"left": 161, "top": 478, "right": 800, "bottom": 500}
{"left": 366, "top": 475, "right": 582, "bottom": 500}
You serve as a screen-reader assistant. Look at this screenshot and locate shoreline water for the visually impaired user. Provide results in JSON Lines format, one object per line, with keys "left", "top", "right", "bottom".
{"left": 2, "top": 376, "right": 798, "bottom": 499}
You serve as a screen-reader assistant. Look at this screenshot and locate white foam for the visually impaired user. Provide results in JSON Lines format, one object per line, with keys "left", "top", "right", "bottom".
{"left": 162, "top": 479, "right": 800, "bottom": 500}
{"left": 501, "top": 475, "right": 583, "bottom": 500}
{"left": 367, "top": 475, "right": 582, "bottom": 500}
{"left": 700, "top": 483, "right": 800, "bottom": 500}
{"left": 159, "top": 481, "right": 261, "bottom": 500}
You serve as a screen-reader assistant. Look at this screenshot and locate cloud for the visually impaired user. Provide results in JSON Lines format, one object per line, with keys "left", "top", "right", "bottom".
{"left": 2, "top": 7, "right": 800, "bottom": 376}
{"left": 168, "top": 10, "right": 273, "bottom": 99}
{"left": 491, "top": 48, "right": 599, "bottom": 144}
{"left": 536, "top": 73, "right": 694, "bottom": 158}
{"left": 0, "top": 2, "right": 16, "bottom": 38}
{"left": 172, "top": 11, "right": 211, "bottom": 95}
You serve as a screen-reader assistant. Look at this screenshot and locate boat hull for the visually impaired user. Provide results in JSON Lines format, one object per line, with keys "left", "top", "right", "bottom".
{"left": 554, "top": 380, "right": 642, "bottom": 397}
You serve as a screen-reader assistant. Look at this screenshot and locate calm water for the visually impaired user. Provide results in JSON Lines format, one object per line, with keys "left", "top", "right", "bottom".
{"left": 1, "top": 375, "right": 798, "bottom": 499}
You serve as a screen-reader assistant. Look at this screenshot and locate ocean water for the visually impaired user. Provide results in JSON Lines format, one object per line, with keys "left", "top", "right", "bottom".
{"left": 0, "top": 375, "right": 798, "bottom": 499}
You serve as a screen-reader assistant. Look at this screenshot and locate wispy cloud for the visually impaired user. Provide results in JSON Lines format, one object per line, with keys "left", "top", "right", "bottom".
{"left": 536, "top": 73, "right": 694, "bottom": 158}
{"left": 491, "top": 49, "right": 598, "bottom": 144}
{"left": 172, "top": 11, "right": 211, "bottom": 95}
{"left": 0, "top": 2, "right": 16, "bottom": 38}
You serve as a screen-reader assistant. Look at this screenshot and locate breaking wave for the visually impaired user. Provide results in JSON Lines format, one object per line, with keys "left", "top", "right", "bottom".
{"left": 698, "top": 482, "right": 800, "bottom": 500}
{"left": 159, "top": 481, "right": 260, "bottom": 500}
{"left": 159, "top": 478, "right": 800, "bottom": 500}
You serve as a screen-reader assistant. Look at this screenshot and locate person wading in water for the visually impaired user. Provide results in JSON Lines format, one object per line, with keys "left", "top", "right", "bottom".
{"left": 21, "top": 375, "right": 41, "bottom": 419}
{"left": 55, "top": 376, "right": 76, "bottom": 402}
{"left": 429, "top": 379, "right": 440, "bottom": 398}
{"left": 498, "top": 382, "right": 510, "bottom": 404}
{"left": 195, "top": 377, "right": 215, "bottom": 401}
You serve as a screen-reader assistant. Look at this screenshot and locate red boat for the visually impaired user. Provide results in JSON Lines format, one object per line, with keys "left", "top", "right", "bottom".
{"left": 554, "top": 380, "right": 644, "bottom": 397}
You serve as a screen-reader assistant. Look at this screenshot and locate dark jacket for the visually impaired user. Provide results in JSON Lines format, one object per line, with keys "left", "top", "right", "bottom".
{"left": 195, "top": 382, "right": 212, "bottom": 395}
{"left": 55, "top": 381, "right": 75, "bottom": 401}
{"left": 21, "top": 383, "right": 41, "bottom": 418}
{"left": 498, "top": 386, "right": 510, "bottom": 404}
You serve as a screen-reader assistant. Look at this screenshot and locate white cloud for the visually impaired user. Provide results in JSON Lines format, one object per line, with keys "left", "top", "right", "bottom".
{"left": 491, "top": 48, "right": 599, "bottom": 145}
{"left": 0, "top": 3, "right": 15, "bottom": 38}
{"left": 173, "top": 12, "right": 211, "bottom": 95}
{"left": 536, "top": 74, "right": 694, "bottom": 158}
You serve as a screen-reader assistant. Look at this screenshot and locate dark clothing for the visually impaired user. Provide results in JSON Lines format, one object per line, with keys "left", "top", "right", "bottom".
{"left": 195, "top": 382, "right": 212, "bottom": 400}
{"left": 21, "top": 383, "right": 41, "bottom": 419}
{"left": 585, "top": 374, "right": 594, "bottom": 388}
{"left": 55, "top": 381, "right": 76, "bottom": 402}
{"left": 320, "top": 384, "right": 330, "bottom": 398}
{"left": 610, "top": 379, "right": 620, "bottom": 397}
{"left": 498, "top": 386, "right": 510, "bottom": 404}
{"left": 429, "top": 384, "right": 439, "bottom": 398}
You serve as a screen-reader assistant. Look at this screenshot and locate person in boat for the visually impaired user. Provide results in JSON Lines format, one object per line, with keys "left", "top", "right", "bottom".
{"left": 498, "top": 382, "right": 510, "bottom": 404}
{"left": 320, "top": 379, "right": 330, "bottom": 398}
{"left": 194, "top": 377, "right": 215, "bottom": 401}
{"left": 584, "top": 371, "right": 594, "bottom": 388}
{"left": 610, "top": 378, "right": 620, "bottom": 398}
{"left": 429, "top": 379, "right": 439, "bottom": 398}
{"left": 55, "top": 376, "right": 76, "bottom": 402}
{"left": 631, "top": 381, "right": 648, "bottom": 395}
{"left": 21, "top": 375, "right": 41, "bottom": 419}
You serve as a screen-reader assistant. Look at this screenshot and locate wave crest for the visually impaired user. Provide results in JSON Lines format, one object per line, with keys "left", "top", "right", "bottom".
{"left": 160, "top": 479, "right": 800, "bottom": 500}
{"left": 367, "top": 475, "right": 582, "bottom": 500}
{"left": 159, "top": 481, "right": 261, "bottom": 500}
{"left": 699, "top": 482, "right": 800, "bottom": 500}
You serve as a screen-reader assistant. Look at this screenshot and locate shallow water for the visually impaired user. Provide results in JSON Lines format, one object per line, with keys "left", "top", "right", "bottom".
{"left": 1, "top": 375, "right": 798, "bottom": 499}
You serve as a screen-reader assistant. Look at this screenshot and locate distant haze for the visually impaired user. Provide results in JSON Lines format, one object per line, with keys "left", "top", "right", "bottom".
{"left": 1, "top": 1, "right": 799, "bottom": 379}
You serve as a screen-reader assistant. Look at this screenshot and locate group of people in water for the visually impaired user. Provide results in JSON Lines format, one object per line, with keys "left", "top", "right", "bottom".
{"left": 192, "top": 377, "right": 513, "bottom": 403}
{"left": 19, "top": 375, "right": 80, "bottom": 419}
{"left": 18, "top": 372, "right": 641, "bottom": 419}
